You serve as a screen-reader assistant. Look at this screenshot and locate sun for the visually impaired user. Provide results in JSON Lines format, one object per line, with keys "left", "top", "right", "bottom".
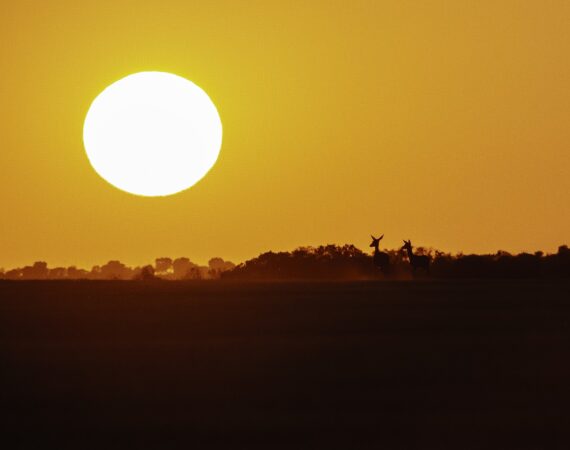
{"left": 83, "top": 72, "right": 222, "bottom": 197}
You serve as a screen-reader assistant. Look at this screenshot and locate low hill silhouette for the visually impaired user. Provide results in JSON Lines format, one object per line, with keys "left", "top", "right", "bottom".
{"left": 222, "top": 244, "right": 570, "bottom": 280}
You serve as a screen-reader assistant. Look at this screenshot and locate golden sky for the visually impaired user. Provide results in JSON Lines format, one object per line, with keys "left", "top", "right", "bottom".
{"left": 0, "top": 0, "right": 568, "bottom": 268}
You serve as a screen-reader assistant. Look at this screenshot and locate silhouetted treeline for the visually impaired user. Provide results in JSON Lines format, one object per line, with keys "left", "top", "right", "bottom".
{"left": 223, "top": 245, "right": 377, "bottom": 280}
{"left": 222, "top": 244, "right": 570, "bottom": 280}
{"left": 0, "top": 257, "right": 235, "bottom": 281}
{"left": 2, "top": 245, "right": 569, "bottom": 281}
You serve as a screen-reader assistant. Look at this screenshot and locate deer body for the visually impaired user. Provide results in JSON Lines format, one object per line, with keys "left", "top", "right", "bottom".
{"left": 370, "top": 234, "right": 390, "bottom": 274}
{"left": 402, "top": 240, "right": 430, "bottom": 274}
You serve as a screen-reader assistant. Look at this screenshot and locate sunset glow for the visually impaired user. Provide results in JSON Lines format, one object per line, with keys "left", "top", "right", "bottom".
{"left": 2, "top": 3, "right": 568, "bottom": 447}
{"left": 0, "top": 0, "right": 568, "bottom": 268}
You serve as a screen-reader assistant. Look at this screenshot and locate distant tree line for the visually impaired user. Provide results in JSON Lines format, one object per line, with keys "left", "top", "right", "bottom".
{"left": 0, "top": 257, "right": 235, "bottom": 281}
{"left": 1, "top": 245, "right": 569, "bottom": 281}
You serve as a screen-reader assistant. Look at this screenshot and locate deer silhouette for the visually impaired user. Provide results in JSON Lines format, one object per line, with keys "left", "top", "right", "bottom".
{"left": 370, "top": 234, "right": 390, "bottom": 273}
{"left": 401, "top": 240, "right": 430, "bottom": 275}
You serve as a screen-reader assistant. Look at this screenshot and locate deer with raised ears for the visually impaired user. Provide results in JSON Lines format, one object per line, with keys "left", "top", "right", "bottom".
{"left": 401, "top": 240, "right": 430, "bottom": 275}
{"left": 370, "top": 234, "right": 390, "bottom": 274}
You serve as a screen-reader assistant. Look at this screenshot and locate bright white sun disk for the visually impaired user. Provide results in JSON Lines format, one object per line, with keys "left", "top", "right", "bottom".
{"left": 83, "top": 72, "right": 222, "bottom": 196}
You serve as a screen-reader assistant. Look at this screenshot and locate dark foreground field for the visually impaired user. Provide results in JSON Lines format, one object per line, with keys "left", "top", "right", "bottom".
{"left": 1, "top": 280, "right": 570, "bottom": 449}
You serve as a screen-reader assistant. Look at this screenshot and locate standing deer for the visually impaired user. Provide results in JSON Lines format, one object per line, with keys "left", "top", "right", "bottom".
{"left": 401, "top": 240, "right": 430, "bottom": 275}
{"left": 370, "top": 234, "right": 390, "bottom": 274}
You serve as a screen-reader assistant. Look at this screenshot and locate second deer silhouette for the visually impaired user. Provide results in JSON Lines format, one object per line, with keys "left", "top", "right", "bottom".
{"left": 401, "top": 240, "right": 431, "bottom": 275}
{"left": 370, "top": 234, "right": 390, "bottom": 274}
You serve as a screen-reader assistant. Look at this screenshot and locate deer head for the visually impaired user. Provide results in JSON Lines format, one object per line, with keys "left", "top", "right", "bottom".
{"left": 401, "top": 240, "right": 413, "bottom": 252}
{"left": 370, "top": 234, "right": 384, "bottom": 248}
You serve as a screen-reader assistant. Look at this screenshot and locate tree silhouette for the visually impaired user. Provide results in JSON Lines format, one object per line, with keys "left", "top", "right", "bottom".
{"left": 136, "top": 265, "right": 157, "bottom": 281}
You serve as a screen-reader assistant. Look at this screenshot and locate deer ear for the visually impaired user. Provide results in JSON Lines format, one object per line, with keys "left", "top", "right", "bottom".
{"left": 379, "top": 234, "right": 384, "bottom": 240}
{"left": 371, "top": 235, "right": 376, "bottom": 240}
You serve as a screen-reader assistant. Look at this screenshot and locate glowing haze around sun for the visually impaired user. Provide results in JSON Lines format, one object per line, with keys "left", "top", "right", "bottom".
{"left": 83, "top": 72, "right": 222, "bottom": 197}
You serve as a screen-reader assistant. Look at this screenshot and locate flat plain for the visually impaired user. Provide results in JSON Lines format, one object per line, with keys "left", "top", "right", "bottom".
{"left": 1, "top": 280, "right": 569, "bottom": 449}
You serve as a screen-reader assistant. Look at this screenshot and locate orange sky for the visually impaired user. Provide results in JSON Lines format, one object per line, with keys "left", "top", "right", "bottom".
{"left": 0, "top": 0, "right": 568, "bottom": 269}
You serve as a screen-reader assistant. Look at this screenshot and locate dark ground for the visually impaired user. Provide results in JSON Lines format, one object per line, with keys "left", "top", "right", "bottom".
{"left": 1, "top": 280, "right": 569, "bottom": 449}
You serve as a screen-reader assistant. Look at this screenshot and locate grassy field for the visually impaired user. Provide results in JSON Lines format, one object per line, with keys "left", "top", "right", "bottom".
{"left": 1, "top": 280, "right": 569, "bottom": 449}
